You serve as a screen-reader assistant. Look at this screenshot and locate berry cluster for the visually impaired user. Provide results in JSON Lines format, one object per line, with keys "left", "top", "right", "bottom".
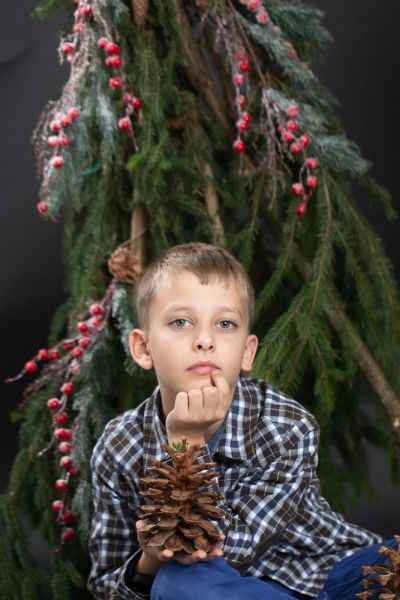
{"left": 232, "top": 49, "right": 252, "bottom": 155}
{"left": 7, "top": 283, "right": 116, "bottom": 545}
{"left": 97, "top": 37, "right": 143, "bottom": 136}
{"left": 37, "top": 106, "right": 80, "bottom": 215}
{"left": 279, "top": 104, "right": 319, "bottom": 217}
{"left": 239, "top": 0, "right": 269, "bottom": 24}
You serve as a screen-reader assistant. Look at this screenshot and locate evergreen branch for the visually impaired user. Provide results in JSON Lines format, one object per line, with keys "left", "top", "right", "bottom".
{"left": 293, "top": 250, "right": 400, "bottom": 440}
{"left": 170, "top": 0, "right": 232, "bottom": 134}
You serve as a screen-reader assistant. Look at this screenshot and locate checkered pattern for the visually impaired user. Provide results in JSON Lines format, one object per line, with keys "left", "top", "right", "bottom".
{"left": 87, "top": 377, "right": 381, "bottom": 598}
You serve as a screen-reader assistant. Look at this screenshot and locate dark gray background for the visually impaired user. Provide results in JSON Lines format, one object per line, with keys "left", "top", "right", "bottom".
{"left": 1, "top": 1, "right": 399, "bottom": 538}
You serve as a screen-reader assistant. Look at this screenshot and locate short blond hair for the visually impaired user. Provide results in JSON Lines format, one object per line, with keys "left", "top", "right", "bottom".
{"left": 136, "top": 243, "right": 255, "bottom": 329}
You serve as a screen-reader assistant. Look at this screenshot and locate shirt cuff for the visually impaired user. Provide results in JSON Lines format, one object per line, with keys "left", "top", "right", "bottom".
{"left": 116, "top": 550, "right": 152, "bottom": 599}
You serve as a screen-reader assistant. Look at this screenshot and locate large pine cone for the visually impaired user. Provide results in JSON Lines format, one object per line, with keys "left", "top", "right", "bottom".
{"left": 139, "top": 439, "right": 225, "bottom": 554}
{"left": 132, "top": 0, "right": 148, "bottom": 27}
{"left": 356, "top": 535, "right": 400, "bottom": 599}
{"left": 108, "top": 247, "right": 142, "bottom": 284}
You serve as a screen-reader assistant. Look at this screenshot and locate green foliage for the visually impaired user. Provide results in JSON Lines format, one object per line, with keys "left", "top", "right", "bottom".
{"left": 3, "top": 0, "right": 400, "bottom": 596}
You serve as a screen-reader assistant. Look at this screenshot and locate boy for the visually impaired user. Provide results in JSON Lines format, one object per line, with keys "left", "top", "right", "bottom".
{"left": 88, "top": 242, "right": 392, "bottom": 600}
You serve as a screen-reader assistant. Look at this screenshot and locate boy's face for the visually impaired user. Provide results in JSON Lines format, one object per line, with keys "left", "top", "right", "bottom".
{"left": 129, "top": 271, "right": 258, "bottom": 413}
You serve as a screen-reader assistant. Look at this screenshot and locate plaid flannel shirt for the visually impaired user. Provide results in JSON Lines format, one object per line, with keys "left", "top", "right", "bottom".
{"left": 88, "top": 377, "right": 381, "bottom": 599}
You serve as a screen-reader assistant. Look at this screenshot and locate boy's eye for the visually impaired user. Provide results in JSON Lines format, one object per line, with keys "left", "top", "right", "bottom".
{"left": 171, "top": 318, "right": 190, "bottom": 328}
{"left": 218, "top": 320, "right": 236, "bottom": 329}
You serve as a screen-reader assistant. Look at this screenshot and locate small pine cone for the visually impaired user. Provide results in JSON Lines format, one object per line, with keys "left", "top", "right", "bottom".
{"left": 108, "top": 247, "right": 142, "bottom": 283}
{"left": 140, "top": 439, "right": 225, "bottom": 554}
{"left": 356, "top": 535, "right": 400, "bottom": 599}
{"left": 132, "top": 0, "right": 149, "bottom": 27}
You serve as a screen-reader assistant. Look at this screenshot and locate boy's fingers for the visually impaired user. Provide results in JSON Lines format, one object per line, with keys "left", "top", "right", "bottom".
{"left": 210, "top": 370, "right": 231, "bottom": 396}
{"left": 174, "top": 391, "right": 189, "bottom": 413}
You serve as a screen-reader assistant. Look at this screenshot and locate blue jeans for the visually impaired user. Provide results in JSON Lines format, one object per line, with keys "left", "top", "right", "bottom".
{"left": 151, "top": 539, "right": 396, "bottom": 599}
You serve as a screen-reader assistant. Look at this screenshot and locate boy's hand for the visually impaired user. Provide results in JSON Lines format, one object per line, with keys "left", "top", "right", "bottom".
{"left": 135, "top": 520, "right": 224, "bottom": 575}
{"left": 166, "top": 370, "right": 232, "bottom": 447}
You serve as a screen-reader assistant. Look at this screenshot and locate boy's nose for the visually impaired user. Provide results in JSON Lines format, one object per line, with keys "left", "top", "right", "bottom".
{"left": 193, "top": 331, "right": 215, "bottom": 351}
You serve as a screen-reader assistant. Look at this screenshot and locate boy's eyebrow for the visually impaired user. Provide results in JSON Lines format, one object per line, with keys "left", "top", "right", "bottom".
{"left": 164, "top": 304, "right": 244, "bottom": 318}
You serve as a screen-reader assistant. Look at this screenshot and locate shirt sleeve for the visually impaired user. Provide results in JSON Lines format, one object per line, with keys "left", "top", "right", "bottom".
{"left": 201, "top": 416, "right": 320, "bottom": 573}
{"left": 87, "top": 431, "right": 148, "bottom": 599}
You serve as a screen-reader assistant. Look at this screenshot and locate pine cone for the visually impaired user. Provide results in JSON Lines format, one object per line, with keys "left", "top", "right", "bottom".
{"left": 140, "top": 439, "right": 225, "bottom": 554}
{"left": 108, "top": 247, "right": 142, "bottom": 283}
{"left": 356, "top": 535, "right": 400, "bottom": 599}
{"left": 132, "top": 0, "right": 149, "bottom": 27}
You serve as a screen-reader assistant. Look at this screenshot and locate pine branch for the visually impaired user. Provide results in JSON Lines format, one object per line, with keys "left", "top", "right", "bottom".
{"left": 293, "top": 245, "right": 400, "bottom": 441}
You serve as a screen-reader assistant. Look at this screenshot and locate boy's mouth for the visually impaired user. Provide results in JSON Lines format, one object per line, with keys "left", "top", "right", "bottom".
{"left": 187, "top": 361, "right": 219, "bottom": 375}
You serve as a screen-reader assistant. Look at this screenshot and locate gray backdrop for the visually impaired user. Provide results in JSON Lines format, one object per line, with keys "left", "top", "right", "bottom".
{"left": 1, "top": 1, "right": 399, "bottom": 540}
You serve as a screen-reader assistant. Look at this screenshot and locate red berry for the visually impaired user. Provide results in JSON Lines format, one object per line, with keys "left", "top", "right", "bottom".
{"left": 256, "top": 10, "right": 269, "bottom": 24}
{"left": 287, "top": 105, "right": 300, "bottom": 118}
{"left": 105, "top": 56, "right": 122, "bottom": 68}
{"left": 236, "top": 119, "right": 248, "bottom": 132}
{"left": 61, "top": 382, "right": 74, "bottom": 396}
{"left": 77, "top": 321, "right": 89, "bottom": 333}
{"left": 62, "top": 340, "right": 75, "bottom": 351}
{"left": 306, "top": 157, "right": 319, "bottom": 170}
{"left": 60, "top": 134, "right": 71, "bottom": 147}
{"left": 24, "top": 361, "right": 37, "bottom": 374}
{"left": 82, "top": 5, "right": 92, "bottom": 16}
{"left": 233, "top": 73, "right": 244, "bottom": 87}
{"left": 90, "top": 317, "right": 103, "bottom": 328}
{"left": 109, "top": 77, "right": 122, "bottom": 90}
{"left": 105, "top": 42, "right": 121, "bottom": 55}
{"left": 62, "top": 510, "right": 74, "bottom": 523}
{"left": 287, "top": 120, "right": 298, "bottom": 133}
{"left": 299, "top": 135, "right": 310, "bottom": 148}
{"left": 89, "top": 303, "right": 104, "bottom": 316}
{"left": 239, "top": 59, "right": 250, "bottom": 73}
{"left": 306, "top": 175, "right": 318, "bottom": 189}
{"left": 98, "top": 37, "right": 109, "bottom": 49}
{"left": 248, "top": 1, "right": 260, "bottom": 11}
{"left": 233, "top": 140, "right": 246, "bottom": 153}
{"left": 58, "top": 442, "right": 72, "bottom": 454}
{"left": 62, "top": 528, "right": 75, "bottom": 541}
{"left": 70, "top": 363, "right": 81, "bottom": 376}
{"left": 62, "top": 42, "right": 74, "bottom": 55}
{"left": 132, "top": 97, "right": 143, "bottom": 110}
{"left": 50, "top": 119, "right": 62, "bottom": 133}
{"left": 51, "top": 156, "right": 64, "bottom": 169}
{"left": 73, "top": 23, "right": 85, "bottom": 33}
{"left": 60, "top": 114, "right": 72, "bottom": 128}
{"left": 79, "top": 336, "right": 90, "bottom": 348}
{"left": 55, "top": 412, "right": 68, "bottom": 425}
{"left": 47, "top": 398, "right": 62, "bottom": 410}
{"left": 71, "top": 347, "right": 83, "bottom": 358}
{"left": 238, "top": 95, "right": 247, "bottom": 108}
{"left": 290, "top": 142, "right": 302, "bottom": 155}
{"left": 118, "top": 117, "right": 131, "bottom": 130}
{"left": 296, "top": 203, "right": 307, "bottom": 217}
{"left": 37, "top": 201, "right": 49, "bottom": 214}
{"left": 68, "top": 106, "right": 80, "bottom": 119}
{"left": 49, "top": 349, "right": 60, "bottom": 361}
{"left": 55, "top": 479, "right": 69, "bottom": 492}
{"left": 122, "top": 93, "right": 133, "bottom": 104}
{"left": 48, "top": 136, "right": 60, "bottom": 148}
{"left": 282, "top": 130, "right": 294, "bottom": 143}
{"left": 55, "top": 428, "right": 72, "bottom": 441}
{"left": 242, "top": 112, "right": 252, "bottom": 124}
{"left": 60, "top": 455, "right": 73, "bottom": 469}
{"left": 52, "top": 500, "right": 63, "bottom": 512}
{"left": 235, "top": 50, "right": 246, "bottom": 62}
{"left": 37, "top": 348, "right": 49, "bottom": 361}
{"left": 292, "top": 183, "right": 305, "bottom": 196}
{"left": 68, "top": 467, "right": 80, "bottom": 477}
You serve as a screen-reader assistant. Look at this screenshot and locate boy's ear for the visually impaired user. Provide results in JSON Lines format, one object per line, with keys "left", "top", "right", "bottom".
{"left": 241, "top": 334, "right": 258, "bottom": 372}
{"left": 129, "top": 329, "right": 153, "bottom": 370}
